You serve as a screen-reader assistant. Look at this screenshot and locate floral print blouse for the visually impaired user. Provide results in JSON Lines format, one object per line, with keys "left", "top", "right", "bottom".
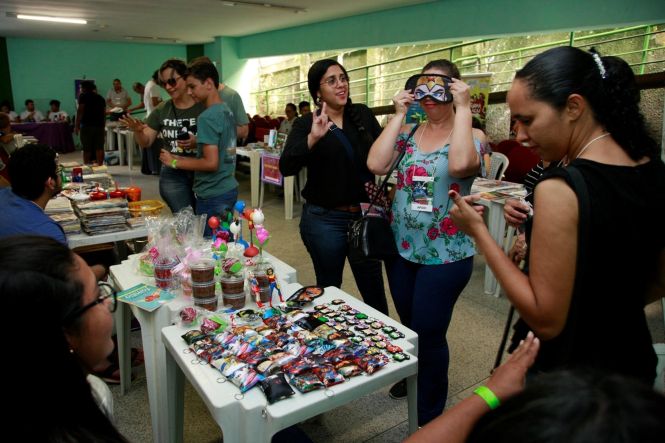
{"left": 390, "top": 127, "right": 481, "bottom": 265}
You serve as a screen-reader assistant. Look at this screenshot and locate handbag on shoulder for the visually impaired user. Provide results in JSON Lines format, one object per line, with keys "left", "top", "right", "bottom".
{"left": 342, "top": 124, "right": 419, "bottom": 260}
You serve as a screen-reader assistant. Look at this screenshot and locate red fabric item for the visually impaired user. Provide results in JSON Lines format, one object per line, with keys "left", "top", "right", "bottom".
{"left": 504, "top": 144, "right": 540, "bottom": 184}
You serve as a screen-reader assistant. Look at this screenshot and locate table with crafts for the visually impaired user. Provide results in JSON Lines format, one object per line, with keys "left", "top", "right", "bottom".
{"left": 161, "top": 283, "right": 419, "bottom": 443}
{"left": 109, "top": 251, "right": 297, "bottom": 443}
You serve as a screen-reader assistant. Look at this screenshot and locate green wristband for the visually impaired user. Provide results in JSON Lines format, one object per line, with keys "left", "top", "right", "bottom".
{"left": 171, "top": 159, "right": 177, "bottom": 169}
{"left": 474, "top": 385, "right": 500, "bottom": 410}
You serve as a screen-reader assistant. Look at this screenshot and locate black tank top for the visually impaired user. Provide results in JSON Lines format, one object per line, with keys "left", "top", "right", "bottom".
{"left": 520, "top": 158, "right": 665, "bottom": 384}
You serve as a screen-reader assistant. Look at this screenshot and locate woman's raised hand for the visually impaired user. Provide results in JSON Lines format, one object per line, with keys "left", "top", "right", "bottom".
{"left": 308, "top": 102, "right": 333, "bottom": 148}
{"left": 449, "top": 78, "right": 471, "bottom": 108}
{"left": 392, "top": 90, "right": 415, "bottom": 116}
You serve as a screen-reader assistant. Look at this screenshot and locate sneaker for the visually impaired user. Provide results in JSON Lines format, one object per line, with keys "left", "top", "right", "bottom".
{"left": 389, "top": 379, "right": 407, "bottom": 400}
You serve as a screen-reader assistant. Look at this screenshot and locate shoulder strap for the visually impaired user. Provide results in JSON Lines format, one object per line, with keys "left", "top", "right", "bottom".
{"left": 364, "top": 123, "right": 420, "bottom": 213}
{"left": 331, "top": 125, "right": 373, "bottom": 183}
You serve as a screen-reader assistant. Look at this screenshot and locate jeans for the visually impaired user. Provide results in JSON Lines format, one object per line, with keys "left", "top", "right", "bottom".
{"left": 159, "top": 167, "right": 195, "bottom": 214}
{"left": 386, "top": 254, "right": 473, "bottom": 426}
{"left": 196, "top": 187, "right": 238, "bottom": 237}
{"left": 299, "top": 203, "right": 388, "bottom": 314}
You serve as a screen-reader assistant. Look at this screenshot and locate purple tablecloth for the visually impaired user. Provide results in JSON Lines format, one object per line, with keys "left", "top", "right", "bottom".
{"left": 11, "top": 122, "right": 75, "bottom": 153}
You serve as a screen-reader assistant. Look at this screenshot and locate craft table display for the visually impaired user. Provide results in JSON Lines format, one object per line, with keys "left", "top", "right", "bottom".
{"left": 10, "top": 121, "right": 75, "bottom": 153}
{"left": 162, "top": 283, "right": 418, "bottom": 443}
{"left": 470, "top": 178, "right": 527, "bottom": 297}
{"left": 109, "top": 250, "right": 296, "bottom": 443}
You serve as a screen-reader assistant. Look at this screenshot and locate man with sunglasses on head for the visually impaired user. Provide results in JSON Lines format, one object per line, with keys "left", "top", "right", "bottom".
{"left": 121, "top": 58, "right": 206, "bottom": 213}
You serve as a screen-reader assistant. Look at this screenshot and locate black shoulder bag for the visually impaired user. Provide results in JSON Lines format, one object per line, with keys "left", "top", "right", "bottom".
{"left": 339, "top": 124, "right": 419, "bottom": 260}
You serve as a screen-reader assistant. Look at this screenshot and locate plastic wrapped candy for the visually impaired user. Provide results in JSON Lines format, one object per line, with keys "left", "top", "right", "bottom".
{"left": 260, "top": 372, "right": 295, "bottom": 404}
{"left": 289, "top": 372, "right": 325, "bottom": 393}
{"left": 179, "top": 307, "right": 199, "bottom": 327}
{"left": 313, "top": 366, "right": 345, "bottom": 387}
{"left": 231, "top": 366, "right": 263, "bottom": 393}
{"left": 181, "top": 330, "right": 206, "bottom": 345}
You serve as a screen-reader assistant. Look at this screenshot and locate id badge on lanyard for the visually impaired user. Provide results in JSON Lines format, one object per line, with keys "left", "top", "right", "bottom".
{"left": 411, "top": 174, "right": 435, "bottom": 212}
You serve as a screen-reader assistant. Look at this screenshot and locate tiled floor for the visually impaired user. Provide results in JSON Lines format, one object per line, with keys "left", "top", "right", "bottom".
{"left": 60, "top": 150, "right": 664, "bottom": 443}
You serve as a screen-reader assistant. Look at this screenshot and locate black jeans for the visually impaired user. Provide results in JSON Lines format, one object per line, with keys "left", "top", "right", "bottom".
{"left": 299, "top": 203, "right": 388, "bottom": 314}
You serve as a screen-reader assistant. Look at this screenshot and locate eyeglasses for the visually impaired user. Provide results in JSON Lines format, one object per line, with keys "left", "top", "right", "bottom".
{"left": 320, "top": 74, "right": 349, "bottom": 87}
{"left": 160, "top": 75, "right": 182, "bottom": 87}
{"left": 64, "top": 282, "right": 117, "bottom": 324}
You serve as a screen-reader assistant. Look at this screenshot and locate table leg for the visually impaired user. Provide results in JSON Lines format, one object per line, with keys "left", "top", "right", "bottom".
{"left": 115, "top": 302, "right": 133, "bottom": 395}
{"left": 106, "top": 127, "right": 116, "bottom": 151}
{"left": 126, "top": 131, "right": 135, "bottom": 171}
{"left": 284, "top": 175, "right": 294, "bottom": 220}
{"left": 406, "top": 374, "right": 418, "bottom": 434}
{"left": 115, "top": 129, "right": 126, "bottom": 166}
{"left": 250, "top": 151, "right": 260, "bottom": 208}
{"left": 483, "top": 201, "right": 503, "bottom": 296}
{"left": 164, "top": 342, "right": 185, "bottom": 443}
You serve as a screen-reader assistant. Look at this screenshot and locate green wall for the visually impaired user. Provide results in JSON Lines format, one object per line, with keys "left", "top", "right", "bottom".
{"left": 237, "top": 0, "right": 665, "bottom": 58}
{"left": 6, "top": 38, "right": 187, "bottom": 118}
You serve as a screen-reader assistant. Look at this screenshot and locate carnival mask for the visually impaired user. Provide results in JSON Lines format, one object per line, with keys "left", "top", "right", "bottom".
{"left": 404, "top": 74, "right": 453, "bottom": 104}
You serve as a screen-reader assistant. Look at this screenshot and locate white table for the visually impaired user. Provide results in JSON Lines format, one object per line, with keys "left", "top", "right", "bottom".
{"left": 471, "top": 178, "right": 525, "bottom": 297}
{"left": 161, "top": 283, "right": 419, "bottom": 443}
{"left": 109, "top": 251, "right": 297, "bottom": 443}
{"left": 68, "top": 226, "right": 148, "bottom": 249}
{"left": 114, "top": 128, "right": 140, "bottom": 171}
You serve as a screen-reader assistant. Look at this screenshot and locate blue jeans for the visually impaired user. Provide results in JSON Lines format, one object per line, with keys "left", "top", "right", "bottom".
{"left": 299, "top": 203, "right": 388, "bottom": 314}
{"left": 196, "top": 187, "right": 238, "bottom": 237}
{"left": 159, "top": 167, "right": 195, "bottom": 214}
{"left": 386, "top": 254, "right": 473, "bottom": 426}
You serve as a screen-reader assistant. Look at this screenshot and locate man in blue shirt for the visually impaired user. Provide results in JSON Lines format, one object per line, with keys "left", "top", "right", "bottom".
{"left": 0, "top": 144, "right": 67, "bottom": 243}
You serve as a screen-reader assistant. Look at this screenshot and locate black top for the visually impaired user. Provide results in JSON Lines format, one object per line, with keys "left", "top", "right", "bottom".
{"left": 527, "top": 158, "right": 665, "bottom": 383}
{"left": 279, "top": 104, "right": 382, "bottom": 208}
{"left": 78, "top": 92, "right": 106, "bottom": 128}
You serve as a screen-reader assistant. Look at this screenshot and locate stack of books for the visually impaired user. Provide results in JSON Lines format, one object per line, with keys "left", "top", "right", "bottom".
{"left": 45, "top": 196, "right": 81, "bottom": 235}
{"left": 74, "top": 198, "right": 130, "bottom": 235}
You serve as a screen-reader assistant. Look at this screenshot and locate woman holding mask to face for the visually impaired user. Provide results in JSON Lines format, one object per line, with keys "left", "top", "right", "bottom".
{"left": 367, "top": 59, "right": 484, "bottom": 425}
{"left": 280, "top": 59, "right": 389, "bottom": 315}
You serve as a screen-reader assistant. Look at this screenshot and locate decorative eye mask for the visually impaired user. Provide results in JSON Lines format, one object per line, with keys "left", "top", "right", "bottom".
{"left": 404, "top": 74, "right": 453, "bottom": 104}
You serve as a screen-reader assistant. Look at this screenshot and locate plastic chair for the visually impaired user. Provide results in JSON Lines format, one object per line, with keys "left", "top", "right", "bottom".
{"left": 489, "top": 152, "right": 509, "bottom": 180}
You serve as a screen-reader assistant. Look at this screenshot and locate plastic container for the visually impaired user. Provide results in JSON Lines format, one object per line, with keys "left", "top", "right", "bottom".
{"left": 221, "top": 274, "right": 245, "bottom": 295}
{"left": 223, "top": 292, "right": 246, "bottom": 310}
{"left": 180, "top": 275, "right": 192, "bottom": 297}
{"left": 154, "top": 258, "right": 178, "bottom": 279}
{"left": 192, "top": 281, "right": 216, "bottom": 299}
{"left": 190, "top": 259, "right": 216, "bottom": 283}
{"left": 194, "top": 295, "right": 218, "bottom": 312}
{"left": 128, "top": 200, "right": 164, "bottom": 217}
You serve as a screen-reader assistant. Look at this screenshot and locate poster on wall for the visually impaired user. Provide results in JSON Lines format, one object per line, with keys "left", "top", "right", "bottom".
{"left": 463, "top": 73, "right": 492, "bottom": 130}
{"left": 261, "top": 153, "right": 283, "bottom": 186}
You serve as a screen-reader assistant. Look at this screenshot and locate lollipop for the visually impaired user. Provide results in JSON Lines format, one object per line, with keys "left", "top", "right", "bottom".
{"left": 251, "top": 209, "right": 265, "bottom": 226}
{"left": 208, "top": 216, "right": 220, "bottom": 239}
{"left": 222, "top": 257, "right": 243, "bottom": 275}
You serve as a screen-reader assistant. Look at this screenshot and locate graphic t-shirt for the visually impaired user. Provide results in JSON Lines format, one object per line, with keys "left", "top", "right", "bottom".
{"left": 146, "top": 100, "right": 206, "bottom": 157}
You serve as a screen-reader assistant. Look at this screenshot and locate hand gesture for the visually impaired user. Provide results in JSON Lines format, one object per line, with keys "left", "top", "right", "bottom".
{"left": 486, "top": 331, "right": 540, "bottom": 401}
{"left": 309, "top": 102, "right": 333, "bottom": 146}
{"left": 504, "top": 198, "right": 531, "bottom": 228}
{"left": 392, "top": 90, "right": 414, "bottom": 116}
{"left": 449, "top": 78, "right": 471, "bottom": 109}
{"left": 119, "top": 115, "right": 147, "bottom": 132}
{"left": 508, "top": 233, "right": 527, "bottom": 265}
{"left": 448, "top": 190, "right": 485, "bottom": 236}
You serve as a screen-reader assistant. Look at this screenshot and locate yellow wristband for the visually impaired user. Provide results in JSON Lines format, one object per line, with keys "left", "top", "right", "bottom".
{"left": 171, "top": 159, "right": 177, "bottom": 169}
{"left": 474, "top": 385, "right": 500, "bottom": 410}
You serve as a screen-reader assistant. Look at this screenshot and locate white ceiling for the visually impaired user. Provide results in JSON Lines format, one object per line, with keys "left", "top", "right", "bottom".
{"left": 0, "top": 0, "right": 433, "bottom": 44}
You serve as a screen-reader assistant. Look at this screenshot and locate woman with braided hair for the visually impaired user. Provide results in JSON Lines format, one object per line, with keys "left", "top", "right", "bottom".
{"left": 280, "top": 59, "right": 388, "bottom": 315}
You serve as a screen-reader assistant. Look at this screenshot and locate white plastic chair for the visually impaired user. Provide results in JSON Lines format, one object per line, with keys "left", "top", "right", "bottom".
{"left": 489, "top": 152, "right": 509, "bottom": 180}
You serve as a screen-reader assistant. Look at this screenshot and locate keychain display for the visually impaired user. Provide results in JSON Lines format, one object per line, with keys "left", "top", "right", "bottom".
{"left": 180, "top": 298, "right": 410, "bottom": 404}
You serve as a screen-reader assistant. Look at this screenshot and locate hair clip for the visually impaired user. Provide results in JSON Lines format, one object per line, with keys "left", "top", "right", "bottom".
{"left": 589, "top": 48, "right": 607, "bottom": 79}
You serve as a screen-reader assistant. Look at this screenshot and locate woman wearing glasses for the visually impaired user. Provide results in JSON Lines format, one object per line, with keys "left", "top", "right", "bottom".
{"left": 0, "top": 235, "right": 127, "bottom": 442}
{"left": 367, "top": 60, "right": 483, "bottom": 425}
{"left": 280, "top": 59, "right": 388, "bottom": 315}
{"left": 122, "top": 58, "right": 205, "bottom": 213}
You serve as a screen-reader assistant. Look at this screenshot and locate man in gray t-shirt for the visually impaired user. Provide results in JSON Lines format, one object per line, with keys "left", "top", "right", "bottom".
{"left": 218, "top": 84, "right": 249, "bottom": 143}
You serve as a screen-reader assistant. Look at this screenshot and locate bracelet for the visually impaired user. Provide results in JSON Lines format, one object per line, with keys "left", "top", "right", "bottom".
{"left": 171, "top": 159, "right": 178, "bottom": 169}
{"left": 473, "top": 386, "right": 500, "bottom": 410}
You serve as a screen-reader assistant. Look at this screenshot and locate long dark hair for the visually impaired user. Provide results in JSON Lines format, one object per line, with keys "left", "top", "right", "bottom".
{"left": 0, "top": 236, "right": 128, "bottom": 442}
{"left": 515, "top": 46, "right": 659, "bottom": 161}
{"left": 307, "top": 58, "right": 374, "bottom": 146}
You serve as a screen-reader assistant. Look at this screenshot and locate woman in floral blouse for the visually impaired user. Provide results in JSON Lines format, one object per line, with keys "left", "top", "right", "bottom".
{"left": 367, "top": 59, "right": 483, "bottom": 425}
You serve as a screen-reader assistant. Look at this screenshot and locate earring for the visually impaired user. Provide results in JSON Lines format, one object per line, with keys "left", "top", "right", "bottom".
{"left": 69, "top": 348, "right": 75, "bottom": 354}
